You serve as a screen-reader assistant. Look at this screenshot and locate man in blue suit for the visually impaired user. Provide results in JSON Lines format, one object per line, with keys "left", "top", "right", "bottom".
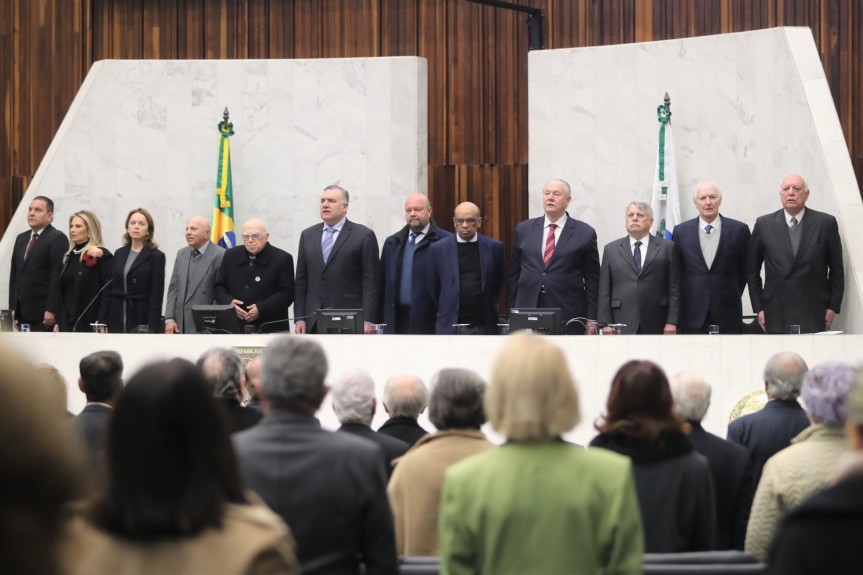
{"left": 509, "top": 179, "right": 600, "bottom": 334}
{"left": 427, "top": 202, "right": 505, "bottom": 335}
{"left": 379, "top": 194, "right": 452, "bottom": 334}
{"left": 672, "top": 182, "right": 751, "bottom": 334}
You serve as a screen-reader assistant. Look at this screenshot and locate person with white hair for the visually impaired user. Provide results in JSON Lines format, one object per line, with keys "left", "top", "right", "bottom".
{"left": 378, "top": 375, "right": 429, "bottom": 446}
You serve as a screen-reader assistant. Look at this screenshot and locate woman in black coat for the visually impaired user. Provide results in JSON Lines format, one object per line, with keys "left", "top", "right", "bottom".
{"left": 98, "top": 208, "right": 165, "bottom": 333}
{"left": 590, "top": 360, "right": 716, "bottom": 553}
{"left": 51, "top": 210, "right": 113, "bottom": 332}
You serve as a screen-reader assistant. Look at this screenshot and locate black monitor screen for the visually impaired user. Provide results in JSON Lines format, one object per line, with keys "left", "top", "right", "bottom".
{"left": 317, "top": 309, "right": 364, "bottom": 334}
{"left": 508, "top": 308, "right": 562, "bottom": 335}
{"left": 191, "top": 304, "right": 243, "bottom": 334}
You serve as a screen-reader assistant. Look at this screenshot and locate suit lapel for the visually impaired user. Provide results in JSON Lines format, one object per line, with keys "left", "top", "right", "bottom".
{"left": 618, "top": 238, "right": 638, "bottom": 275}
{"left": 710, "top": 215, "right": 727, "bottom": 268}
{"left": 477, "top": 235, "right": 488, "bottom": 288}
{"left": 770, "top": 210, "right": 796, "bottom": 269}
{"left": 326, "top": 221, "right": 352, "bottom": 267}
{"left": 640, "top": 235, "right": 660, "bottom": 273}
{"left": 179, "top": 249, "right": 195, "bottom": 304}
{"left": 793, "top": 210, "right": 814, "bottom": 265}
{"left": 127, "top": 246, "right": 151, "bottom": 275}
{"left": 547, "top": 218, "right": 575, "bottom": 267}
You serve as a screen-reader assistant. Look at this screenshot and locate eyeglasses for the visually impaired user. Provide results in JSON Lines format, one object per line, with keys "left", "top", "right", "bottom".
{"left": 242, "top": 233, "right": 264, "bottom": 240}
{"left": 453, "top": 218, "right": 479, "bottom": 225}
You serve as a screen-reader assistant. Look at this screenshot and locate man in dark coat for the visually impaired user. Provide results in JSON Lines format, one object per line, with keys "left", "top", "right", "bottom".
{"left": 9, "top": 196, "right": 68, "bottom": 331}
{"left": 214, "top": 218, "right": 294, "bottom": 333}
{"left": 379, "top": 193, "right": 452, "bottom": 334}
{"left": 727, "top": 352, "right": 811, "bottom": 488}
{"left": 748, "top": 173, "right": 844, "bottom": 334}
{"left": 234, "top": 337, "right": 398, "bottom": 575}
{"left": 378, "top": 375, "right": 429, "bottom": 447}
{"left": 197, "top": 346, "right": 262, "bottom": 433}
{"left": 72, "top": 350, "right": 124, "bottom": 463}
{"left": 671, "top": 371, "right": 754, "bottom": 550}
{"left": 672, "top": 182, "right": 751, "bottom": 334}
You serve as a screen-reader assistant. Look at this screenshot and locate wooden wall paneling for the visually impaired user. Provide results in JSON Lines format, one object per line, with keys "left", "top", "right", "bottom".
{"left": 293, "top": 0, "right": 323, "bottom": 58}
{"left": 429, "top": 164, "right": 456, "bottom": 233}
{"left": 0, "top": 0, "right": 12, "bottom": 224}
{"left": 246, "top": 0, "right": 270, "bottom": 59}
{"left": 416, "top": 1, "right": 447, "bottom": 168}
{"left": 854, "top": 2, "right": 863, "bottom": 188}
{"left": 267, "top": 0, "right": 294, "bottom": 59}
{"left": 176, "top": 0, "right": 205, "bottom": 59}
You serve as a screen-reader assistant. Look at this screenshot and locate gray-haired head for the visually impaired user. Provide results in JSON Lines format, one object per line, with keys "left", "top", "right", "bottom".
{"left": 669, "top": 371, "right": 711, "bottom": 423}
{"left": 331, "top": 368, "right": 376, "bottom": 425}
{"left": 428, "top": 368, "right": 487, "bottom": 430}
{"left": 764, "top": 352, "right": 809, "bottom": 401}
{"left": 324, "top": 184, "right": 349, "bottom": 203}
{"left": 693, "top": 181, "right": 722, "bottom": 201}
{"left": 261, "top": 337, "right": 328, "bottom": 409}
{"left": 626, "top": 201, "right": 653, "bottom": 219}
{"left": 196, "top": 347, "right": 244, "bottom": 400}
{"left": 800, "top": 361, "right": 855, "bottom": 427}
{"left": 383, "top": 375, "right": 429, "bottom": 419}
{"left": 848, "top": 368, "right": 863, "bottom": 428}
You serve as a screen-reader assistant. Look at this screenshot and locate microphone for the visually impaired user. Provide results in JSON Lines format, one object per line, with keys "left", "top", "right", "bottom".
{"left": 72, "top": 279, "right": 113, "bottom": 333}
{"left": 252, "top": 312, "right": 318, "bottom": 335}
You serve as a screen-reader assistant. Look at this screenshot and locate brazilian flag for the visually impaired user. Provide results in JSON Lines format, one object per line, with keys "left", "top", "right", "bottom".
{"left": 212, "top": 115, "right": 236, "bottom": 249}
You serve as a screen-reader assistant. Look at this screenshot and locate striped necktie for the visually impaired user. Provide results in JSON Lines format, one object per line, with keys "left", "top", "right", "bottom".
{"left": 543, "top": 223, "right": 557, "bottom": 266}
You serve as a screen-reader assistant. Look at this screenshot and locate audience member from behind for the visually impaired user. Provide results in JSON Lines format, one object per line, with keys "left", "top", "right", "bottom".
{"left": 61, "top": 359, "right": 297, "bottom": 575}
{"left": 745, "top": 361, "right": 854, "bottom": 562}
{"left": 244, "top": 356, "right": 263, "bottom": 412}
{"left": 591, "top": 360, "right": 715, "bottom": 553}
{"left": 727, "top": 352, "right": 810, "bottom": 487}
{"left": 671, "top": 371, "right": 753, "bottom": 550}
{"left": 72, "top": 351, "right": 124, "bottom": 463}
{"left": 0, "top": 350, "right": 84, "bottom": 575}
{"left": 439, "top": 334, "right": 643, "bottom": 575}
{"left": 768, "top": 366, "right": 863, "bottom": 574}
{"left": 378, "top": 375, "right": 429, "bottom": 446}
{"left": 388, "top": 368, "right": 494, "bottom": 556}
{"left": 234, "top": 337, "right": 398, "bottom": 575}
{"left": 197, "top": 347, "right": 262, "bottom": 433}
{"left": 37, "top": 363, "right": 74, "bottom": 418}
{"left": 332, "top": 369, "right": 409, "bottom": 479}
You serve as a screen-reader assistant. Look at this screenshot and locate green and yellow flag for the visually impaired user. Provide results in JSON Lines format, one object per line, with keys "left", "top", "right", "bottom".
{"left": 212, "top": 111, "right": 236, "bottom": 249}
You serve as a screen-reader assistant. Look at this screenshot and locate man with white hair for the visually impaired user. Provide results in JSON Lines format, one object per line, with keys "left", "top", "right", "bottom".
{"left": 196, "top": 346, "right": 261, "bottom": 432}
{"left": 332, "top": 369, "right": 409, "bottom": 479}
{"left": 378, "top": 375, "right": 429, "bottom": 446}
{"left": 671, "top": 371, "right": 753, "bottom": 550}
{"left": 727, "top": 352, "right": 811, "bottom": 488}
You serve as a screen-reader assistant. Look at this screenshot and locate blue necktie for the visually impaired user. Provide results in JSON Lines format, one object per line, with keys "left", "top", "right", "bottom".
{"left": 322, "top": 227, "right": 335, "bottom": 263}
{"left": 633, "top": 241, "right": 642, "bottom": 273}
{"left": 409, "top": 232, "right": 418, "bottom": 245}
{"left": 705, "top": 224, "right": 713, "bottom": 235}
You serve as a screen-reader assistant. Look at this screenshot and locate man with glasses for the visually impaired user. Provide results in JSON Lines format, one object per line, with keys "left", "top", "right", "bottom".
{"left": 214, "top": 218, "right": 294, "bottom": 333}
{"left": 427, "top": 202, "right": 505, "bottom": 335}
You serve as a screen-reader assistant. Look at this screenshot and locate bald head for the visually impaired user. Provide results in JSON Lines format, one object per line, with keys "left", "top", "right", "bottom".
{"left": 670, "top": 371, "right": 712, "bottom": 423}
{"left": 185, "top": 216, "right": 211, "bottom": 249}
{"left": 454, "top": 202, "right": 482, "bottom": 241}
{"left": 242, "top": 218, "right": 269, "bottom": 255}
{"left": 383, "top": 375, "right": 429, "bottom": 418}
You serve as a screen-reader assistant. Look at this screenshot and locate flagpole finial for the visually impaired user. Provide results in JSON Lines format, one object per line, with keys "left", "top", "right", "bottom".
{"left": 223, "top": 107, "right": 230, "bottom": 123}
{"left": 664, "top": 92, "right": 670, "bottom": 109}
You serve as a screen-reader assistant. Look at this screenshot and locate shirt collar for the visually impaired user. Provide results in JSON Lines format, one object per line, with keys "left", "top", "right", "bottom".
{"left": 544, "top": 213, "right": 568, "bottom": 229}
{"left": 457, "top": 234, "right": 479, "bottom": 243}
{"left": 327, "top": 218, "right": 347, "bottom": 232}
{"left": 194, "top": 241, "right": 210, "bottom": 254}
{"left": 699, "top": 216, "right": 721, "bottom": 233}
{"left": 785, "top": 208, "right": 805, "bottom": 225}
{"left": 629, "top": 235, "right": 648, "bottom": 247}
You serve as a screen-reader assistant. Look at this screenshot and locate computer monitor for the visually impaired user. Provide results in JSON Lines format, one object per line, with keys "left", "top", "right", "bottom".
{"left": 191, "top": 304, "right": 243, "bottom": 334}
{"left": 508, "top": 308, "right": 562, "bottom": 335}
{"left": 316, "top": 309, "right": 364, "bottom": 334}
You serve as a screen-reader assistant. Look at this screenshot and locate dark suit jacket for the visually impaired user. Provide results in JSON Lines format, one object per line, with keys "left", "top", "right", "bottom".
{"left": 597, "top": 235, "right": 681, "bottom": 334}
{"left": 165, "top": 242, "right": 225, "bottom": 333}
{"left": 50, "top": 247, "right": 114, "bottom": 332}
{"left": 379, "top": 220, "right": 452, "bottom": 334}
{"left": 672, "top": 215, "right": 751, "bottom": 333}
{"left": 427, "top": 234, "right": 505, "bottom": 335}
{"left": 9, "top": 224, "right": 68, "bottom": 324}
{"left": 98, "top": 246, "right": 166, "bottom": 333}
{"left": 234, "top": 409, "right": 399, "bottom": 575}
{"left": 748, "top": 208, "right": 844, "bottom": 333}
{"left": 294, "top": 219, "right": 380, "bottom": 333}
{"left": 338, "top": 422, "right": 410, "bottom": 479}
{"left": 221, "top": 399, "right": 262, "bottom": 433}
{"left": 508, "top": 215, "right": 600, "bottom": 333}
{"left": 72, "top": 403, "right": 113, "bottom": 463}
{"left": 214, "top": 242, "right": 294, "bottom": 331}
{"left": 377, "top": 416, "right": 428, "bottom": 447}
{"left": 727, "top": 398, "right": 811, "bottom": 489}
{"left": 688, "top": 422, "right": 754, "bottom": 550}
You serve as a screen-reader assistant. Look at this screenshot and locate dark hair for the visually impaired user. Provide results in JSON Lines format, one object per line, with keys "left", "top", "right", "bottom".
{"left": 429, "top": 368, "right": 487, "bottom": 430}
{"left": 91, "top": 359, "right": 246, "bottom": 539}
{"left": 596, "top": 360, "right": 685, "bottom": 440}
{"left": 79, "top": 351, "right": 123, "bottom": 402}
{"left": 122, "top": 207, "right": 158, "bottom": 249}
{"left": 33, "top": 195, "right": 55, "bottom": 213}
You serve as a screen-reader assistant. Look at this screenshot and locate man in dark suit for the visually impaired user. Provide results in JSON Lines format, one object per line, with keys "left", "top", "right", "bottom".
{"left": 727, "top": 352, "right": 811, "bottom": 488}
{"left": 214, "top": 218, "right": 294, "bottom": 333}
{"left": 379, "top": 193, "right": 452, "bottom": 334}
{"left": 671, "top": 371, "right": 753, "bottom": 550}
{"left": 672, "top": 182, "right": 751, "bottom": 334}
{"left": 165, "top": 216, "right": 226, "bottom": 334}
{"left": 598, "top": 201, "right": 681, "bottom": 334}
{"left": 509, "top": 179, "right": 600, "bottom": 334}
{"left": 234, "top": 337, "right": 399, "bottom": 575}
{"left": 72, "top": 350, "right": 124, "bottom": 463}
{"left": 427, "top": 202, "right": 505, "bottom": 335}
{"left": 378, "top": 375, "right": 429, "bottom": 446}
{"left": 197, "top": 346, "right": 262, "bottom": 433}
{"left": 9, "top": 196, "right": 68, "bottom": 331}
{"left": 748, "top": 173, "right": 844, "bottom": 334}
{"left": 332, "top": 368, "right": 409, "bottom": 479}
{"left": 295, "top": 185, "right": 380, "bottom": 334}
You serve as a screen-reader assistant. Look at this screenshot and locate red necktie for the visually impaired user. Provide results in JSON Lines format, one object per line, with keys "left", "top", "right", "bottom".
{"left": 543, "top": 223, "right": 557, "bottom": 266}
{"left": 24, "top": 232, "right": 37, "bottom": 259}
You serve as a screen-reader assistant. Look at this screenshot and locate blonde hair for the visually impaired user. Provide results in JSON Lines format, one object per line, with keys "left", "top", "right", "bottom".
{"left": 485, "top": 333, "right": 580, "bottom": 440}
{"left": 64, "top": 210, "right": 104, "bottom": 263}
{"left": 36, "top": 364, "right": 69, "bottom": 416}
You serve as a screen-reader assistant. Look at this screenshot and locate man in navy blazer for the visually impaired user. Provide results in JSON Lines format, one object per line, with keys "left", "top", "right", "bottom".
{"left": 509, "top": 179, "right": 600, "bottom": 334}
{"left": 379, "top": 193, "right": 452, "bottom": 334}
{"left": 672, "top": 182, "right": 751, "bottom": 334}
{"left": 748, "top": 174, "right": 844, "bottom": 334}
{"left": 427, "top": 202, "right": 505, "bottom": 335}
